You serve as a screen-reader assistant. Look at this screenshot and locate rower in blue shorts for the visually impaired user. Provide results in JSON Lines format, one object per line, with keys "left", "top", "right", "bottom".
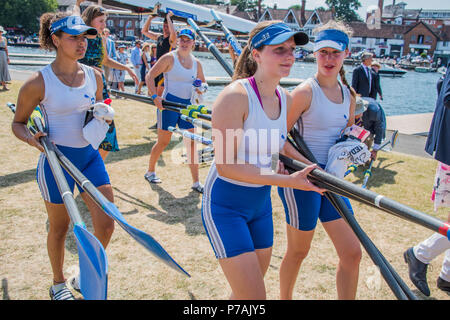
{"left": 201, "top": 21, "right": 322, "bottom": 299}
{"left": 11, "top": 13, "right": 115, "bottom": 300}
{"left": 277, "top": 21, "right": 362, "bottom": 300}
{"left": 145, "top": 28, "right": 206, "bottom": 193}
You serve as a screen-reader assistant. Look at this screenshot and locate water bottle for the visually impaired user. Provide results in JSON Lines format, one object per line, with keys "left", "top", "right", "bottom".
{"left": 191, "top": 78, "right": 204, "bottom": 105}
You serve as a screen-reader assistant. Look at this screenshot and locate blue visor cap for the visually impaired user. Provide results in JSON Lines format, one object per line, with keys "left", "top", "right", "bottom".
{"left": 50, "top": 16, "right": 97, "bottom": 36}
{"left": 313, "top": 29, "right": 349, "bottom": 52}
{"left": 251, "top": 23, "right": 309, "bottom": 49}
{"left": 178, "top": 28, "right": 195, "bottom": 40}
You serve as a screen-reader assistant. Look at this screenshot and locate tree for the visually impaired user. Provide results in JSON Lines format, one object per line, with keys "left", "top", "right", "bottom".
{"left": 231, "top": 0, "right": 260, "bottom": 12}
{"left": 325, "top": 0, "right": 363, "bottom": 22}
{"left": 0, "top": 0, "right": 58, "bottom": 33}
{"left": 289, "top": 5, "right": 302, "bottom": 10}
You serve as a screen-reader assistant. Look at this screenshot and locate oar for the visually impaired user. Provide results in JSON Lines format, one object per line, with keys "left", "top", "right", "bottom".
{"left": 344, "top": 164, "right": 358, "bottom": 177}
{"left": 168, "top": 126, "right": 212, "bottom": 145}
{"left": 51, "top": 146, "right": 191, "bottom": 278}
{"left": 109, "top": 90, "right": 212, "bottom": 121}
{"left": 180, "top": 114, "right": 212, "bottom": 130}
{"left": 362, "top": 159, "right": 374, "bottom": 189}
{"left": 210, "top": 9, "right": 243, "bottom": 56}
{"left": 187, "top": 18, "right": 234, "bottom": 77}
{"left": 286, "top": 130, "right": 413, "bottom": 299}
{"left": 32, "top": 117, "right": 108, "bottom": 300}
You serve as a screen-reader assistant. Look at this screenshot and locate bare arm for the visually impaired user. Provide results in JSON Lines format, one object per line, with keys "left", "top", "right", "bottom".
{"left": 74, "top": 0, "right": 83, "bottom": 16}
{"left": 145, "top": 53, "right": 174, "bottom": 108}
{"left": 166, "top": 11, "right": 177, "bottom": 47}
{"left": 11, "top": 72, "right": 46, "bottom": 152}
{"left": 346, "top": 94, "right": 356, "bottom": 128}
{"left": 196, "top": 60, "right": 206, "bottom": 83}
{"left": 141, "top": 14, "right": 161, "bottom": 40}
{"left": 101, "top": 37, "right": 139, "bottom": 84}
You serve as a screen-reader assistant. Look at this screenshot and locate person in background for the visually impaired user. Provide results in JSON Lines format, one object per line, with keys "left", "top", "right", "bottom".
{"left": 354, "top": 96, "right": 386, "bottom": 160}
{"left": 141, "top": 10, "right": 177, "bottom": 129}
{"left": 141, "top": 10, "right": 177, "bottom": 97}
{"left": 149, "top": 43, "right": 157, "bottom": 68}
{"left": 74, "top": 1, "right": 139, "bottom": 160}
{"left": 103, "top": 28, "right": 117, "bottom": 87}
{"left": 137, "top": 42, "right": 151, "bottom": 95}
{"left": 352, "top": 52, "right": 375, "bottom": 98}
{"left": 403, "top": 63, "right": 450, "bottom": 297}
{"left": 112, "top": 44, "right": 128, "bottom": 94}
{"left": 371, "top": 61, "right": 383, "bottom": 101}
{"left": 130, "top": 40, "right": 143, "bottom": 93}
{"left": 0, "top": 26, "right": 11, "bottom": 91}
{"left": 144, "top": 28, "right": 205, "bottom": 193}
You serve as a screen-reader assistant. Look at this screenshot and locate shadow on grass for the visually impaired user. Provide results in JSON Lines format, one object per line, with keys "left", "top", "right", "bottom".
{"left": 113, "top": 184, "right": 204, "bottom": 236}
{"left": 348, "top": 157, "right": 405, "bottom": 189}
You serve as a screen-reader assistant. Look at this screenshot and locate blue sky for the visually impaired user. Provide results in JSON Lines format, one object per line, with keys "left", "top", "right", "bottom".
{"left": 260, "top": 0, "right": 450, "bottom": 19}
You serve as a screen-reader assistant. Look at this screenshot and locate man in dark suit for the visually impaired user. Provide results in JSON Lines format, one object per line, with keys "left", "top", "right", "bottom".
{"left": 352, "top": 52, "right": 375, "bottom": 98}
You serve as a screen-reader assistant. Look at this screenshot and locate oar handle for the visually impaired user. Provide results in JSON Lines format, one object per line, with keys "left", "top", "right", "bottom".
{"left": 344, "top": 164, "right": 357, "bottom": 177}
{"left": 362, "top": 159, "right": 374, "bottom": 188}
{"left": 180, "top": 114, "right": 212, "bottom": 130}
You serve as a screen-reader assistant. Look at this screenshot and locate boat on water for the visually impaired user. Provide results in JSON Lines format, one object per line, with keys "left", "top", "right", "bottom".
{"left": 102, "top": 0, "right": 256, "bottom": 33}
{"left": 378, "top": 65, "right": 407, "bottom": 77}
{"left": 414, "top": 66, "right": 436, "bottom": 73}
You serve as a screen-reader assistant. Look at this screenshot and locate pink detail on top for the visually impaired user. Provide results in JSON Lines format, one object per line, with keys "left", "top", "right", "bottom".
{"left": 247, "top": 76, "right": 281, "bottom": 111}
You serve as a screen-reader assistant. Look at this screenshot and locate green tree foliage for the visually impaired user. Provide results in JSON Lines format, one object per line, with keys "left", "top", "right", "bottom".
{"left": 289, "top": 5, "right": 302, "bottom": 10}
{"left": 0, "top": 0, "right": 58, "bottom": 33}
{"left": 231, "top": 0, "right": 260, "bottom": 11}
{"left": 325, "top": 0, "right": 362, "bottom": 22}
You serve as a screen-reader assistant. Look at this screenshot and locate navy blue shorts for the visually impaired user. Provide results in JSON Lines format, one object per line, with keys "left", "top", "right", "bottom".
{"left": 36, "top": 144, "right": 110, "bottom": 204}
{"left": 157, "top": 93, "right": 195, "bottom": 131}
{"left": 202, "top": 170, "right": 273, "bottom": 259}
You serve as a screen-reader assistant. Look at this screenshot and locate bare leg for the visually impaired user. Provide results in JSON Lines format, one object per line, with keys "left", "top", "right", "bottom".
{"left": 322, "top": 218, "right": 362, "bottom": 300}
{"left": 184, "top": 128, "right": 199, "bottom": 184}
{"left": 148, "top": 129, "right": 172, "bottom": 173}
{"left": 279, "top": 224, "right": 315, "bottom": 299}
{"left": 219, "top": 247, "right": 272, "bottom": 300}
{"left": 80, "top": 184, "right": 115, "bottom": 249}
{"left": 99, "top": 149, "right": 109, "bottom": 161}
{"left": 44, "top": 201, "right": 71, "bottom": 284}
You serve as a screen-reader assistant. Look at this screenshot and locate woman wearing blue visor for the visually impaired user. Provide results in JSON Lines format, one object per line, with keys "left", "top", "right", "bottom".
{"left": 202, "top": 21, "right": 324, "bottom": 299}
{"left": 145, "top": 28, "right": 207, "bottom": 193}
{"left": 277, "top": 21, "right": 361, "bottom": 300}
{"left": 11, "top": 12, "right": 116, "bottom": 300}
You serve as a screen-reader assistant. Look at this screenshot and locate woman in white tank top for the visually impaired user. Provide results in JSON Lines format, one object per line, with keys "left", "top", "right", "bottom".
{"left": 11, "top": 12, "right": 116, "bottom": 300}
{"left": 144, "top": 28, "right": 207, "bottom": 193}
{"left": 202, "top": 21, "right": 323, "bottom": 300}
{"left": 278, "top": 21, "right": 362, "bottom": 300}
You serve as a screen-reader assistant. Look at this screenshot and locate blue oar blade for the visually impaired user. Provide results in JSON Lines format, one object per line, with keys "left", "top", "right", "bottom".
{"left": 73, "top": 224, "right": 108, "bottom": 300}
{"left": 102, "top": 202, "right": 190, "bottom": 277}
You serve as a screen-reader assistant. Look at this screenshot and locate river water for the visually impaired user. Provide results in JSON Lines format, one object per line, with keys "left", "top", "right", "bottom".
{"left": 9, "top": 46, "right": 442, "bottom": 116}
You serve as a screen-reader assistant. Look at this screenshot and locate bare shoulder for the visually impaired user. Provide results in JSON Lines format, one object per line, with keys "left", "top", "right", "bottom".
{"left": 212, "top": 80, "right": 248, "bottom": 114}
{"left": 19, "top": 71, "right": 44, "bottom": 97}
{"left": 291, "top": 80, "right": 312, "bottom": 100}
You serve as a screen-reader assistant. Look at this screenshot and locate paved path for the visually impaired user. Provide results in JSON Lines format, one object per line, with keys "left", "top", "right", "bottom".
{"left": 8, "top": 68, "right": 436, "bottom": 160}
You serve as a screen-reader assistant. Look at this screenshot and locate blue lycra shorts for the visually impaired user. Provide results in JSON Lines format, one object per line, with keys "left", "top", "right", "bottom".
{"left": 157, "top": 93, "right": 195, "bottom": 131}
{"left": 202, "top": 172, "right": 273, "bottom": 259}
{"left": 36, "top": 144, "right": 110, "bottom": 204}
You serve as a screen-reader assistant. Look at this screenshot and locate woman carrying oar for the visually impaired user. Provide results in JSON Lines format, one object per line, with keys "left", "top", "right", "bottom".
{"left": 145, "top": 28, "right": 206, "bottom": 193}
{"left": 11, "top": 12, "right": 115, "bottom": 300}
{"left": 277, "top": 21, "right": 362, "bottom": 300}
{"left": 202, "top": 21, "right": 323, "bottom": 299}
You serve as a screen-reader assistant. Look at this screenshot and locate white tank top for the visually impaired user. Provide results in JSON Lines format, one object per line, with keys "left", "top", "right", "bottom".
{"left": 296, "top": 77, "right": 351, "bottom": 165}
{"left": 163, "top": 51, "right": 197, "bottom": 100}
{"left": 212, "top": 78, "right": 288, "bottom": 187}
{"left": 39, "top": 63, "right": 97, "bottom": 148}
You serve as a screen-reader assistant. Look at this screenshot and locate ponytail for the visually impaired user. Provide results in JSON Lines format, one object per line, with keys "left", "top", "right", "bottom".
{"left": 39, "top": 11, "right": 71, "bottom": 51}
{"left": 339, "top": 66, "right": 356, "bottom": 98}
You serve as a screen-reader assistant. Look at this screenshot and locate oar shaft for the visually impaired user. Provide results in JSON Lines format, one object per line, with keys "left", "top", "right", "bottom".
{"left": 110, "top": 90, "right": 212, "bottom": 121}
{"left": 168, "top": 126, "right": 212, "bottom": 145}
{"left": 33, "top": 117, "right": 85, "bottom": 227}
{"left": 187, "top": 18, "right": 234, "bottom": 77}
{"left": 210, "top": 9, "right": 243, "bottom": 56}
{"left": 180, "top": 114, "right": 212, "bottom": 130}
